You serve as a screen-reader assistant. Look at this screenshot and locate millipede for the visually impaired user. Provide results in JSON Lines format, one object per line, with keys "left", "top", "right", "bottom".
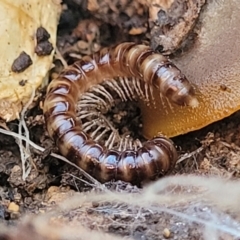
{"left": 43, "top": 42, "right": 199, "bottom": 184}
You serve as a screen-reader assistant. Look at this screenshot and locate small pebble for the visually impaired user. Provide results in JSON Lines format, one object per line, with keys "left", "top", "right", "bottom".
{"left": 163, "top": 228, "right": 171, "bottom": 238}
{"left": 8, "top": 202, "right": 20, "bottom": 212}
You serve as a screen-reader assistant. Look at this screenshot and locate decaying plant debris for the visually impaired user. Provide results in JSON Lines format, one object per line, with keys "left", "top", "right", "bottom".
{"left": 1, "top": 0, "right": 240, "bottom": 240}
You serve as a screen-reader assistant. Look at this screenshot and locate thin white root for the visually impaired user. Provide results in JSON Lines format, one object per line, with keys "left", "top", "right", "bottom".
{"left": 17, "top": 88, "right": 35, "bottom": 180}
{"left": 177, "top": 146, "right": 204, "bottom": 164}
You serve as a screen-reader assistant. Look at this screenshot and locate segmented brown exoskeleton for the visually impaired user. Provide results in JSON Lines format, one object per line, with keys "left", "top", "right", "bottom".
{"left": 43, "top": 42, "right": 198, "bottom": 184}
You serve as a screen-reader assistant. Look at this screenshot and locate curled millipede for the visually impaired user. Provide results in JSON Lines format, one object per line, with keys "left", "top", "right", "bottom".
{"left": 43, "top": 42, "right": 198, "bottom": 184}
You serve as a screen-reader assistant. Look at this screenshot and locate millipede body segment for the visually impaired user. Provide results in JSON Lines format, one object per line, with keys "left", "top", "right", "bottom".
{"left": 43, "top": 42, "right": 198, "bottom": 183}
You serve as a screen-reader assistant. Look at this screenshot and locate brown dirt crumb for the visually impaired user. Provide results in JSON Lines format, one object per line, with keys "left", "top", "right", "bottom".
{"left": 11, "top": 51, "right": 33, "bottom": 73}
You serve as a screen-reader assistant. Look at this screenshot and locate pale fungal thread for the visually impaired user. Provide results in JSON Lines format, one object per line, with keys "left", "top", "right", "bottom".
{"left": 43, "top": 42, "right": 198, "bottom": 184}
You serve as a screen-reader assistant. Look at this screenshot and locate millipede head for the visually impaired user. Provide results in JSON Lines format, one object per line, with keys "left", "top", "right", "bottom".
{"left": 159, "top": 69, "right": 199, "bottom": 108}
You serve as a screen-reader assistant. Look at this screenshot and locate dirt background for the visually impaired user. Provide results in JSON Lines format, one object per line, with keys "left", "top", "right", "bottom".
{"left": 1, "top": 1, "right": 240, "bottom": 239}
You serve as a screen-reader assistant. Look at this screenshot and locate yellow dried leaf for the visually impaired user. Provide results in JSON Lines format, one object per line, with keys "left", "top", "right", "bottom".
{"left": 0, "top": 0, "right": 61, "bottom": 121}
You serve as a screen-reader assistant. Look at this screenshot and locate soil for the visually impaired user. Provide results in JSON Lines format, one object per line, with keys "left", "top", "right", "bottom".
{"left": 0, "top": 1, "right": 240, "bottom": 239}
